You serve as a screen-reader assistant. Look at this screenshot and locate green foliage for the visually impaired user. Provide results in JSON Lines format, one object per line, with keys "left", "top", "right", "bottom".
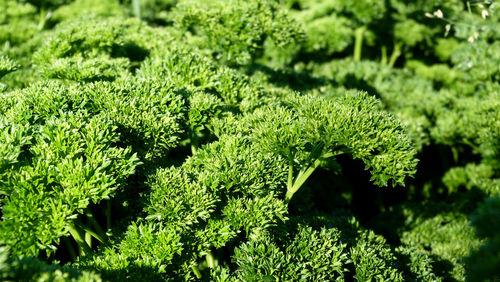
{"left": 174, "top": 0, "right": 303, "bottom": 66}
{"left": 51, "top": 0, "right": 126, "bottom": 23}
{"left": 466, "top": 196, "right": 500, "bottom": 281}
{"left": 0, "top": 56, "right": 18, "bottom": 79}
{"left": 0, "top": 110, "right": 139, "bottom": 256}
{"left": 0, "top": 247, "right": 101, "bottom": 281}
{"left": 351, "top": 230, "right": 403, "bottom": 281}
{"left": 34, "top": 17, "right": 166, "bottom": 81}
{"left": 82, "top": 78, "right": 187, "bottom": 161}
{"left": 241, "top": 92, "right": 417, "bottom": 201}
{"left": 232, "top": 226, "right": 349, "bottom": 281}
{"left": 396, "top": 246, "right": 442, "bottom": 282}
{"left": 0, "top": 1, "right": 38, "bottom": 47}
{"left": 401, "top": 212, "right": 482, "bottom": 281}
{"left": 137, "top": 48, "right": 264, "bottom": 113}
{"left": 125, "top": 0, "right": 177, "bottom": 23}
{"left": 2, "top": 0, "right": 499, "bottom": 280}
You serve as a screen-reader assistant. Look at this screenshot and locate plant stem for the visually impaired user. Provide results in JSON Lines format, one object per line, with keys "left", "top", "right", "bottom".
{"left": 85, "top": 209, "right": 107, "bottom": 239}
{"left": 38, "top": 2, "right": 47, "bottom": 30}
{"left": 287, "top": 154, "right": 294, "bottom": 192}
{"left": 76, "top": 221, "right": 108, "bottom": 245}
{"left": 191, "top": 144, "right": 198, "bottom": 155}
{"left": 285, "top": 152, "right": 335, "bottom": 203}
{"left": 285, "top": 159, "right": 322, "bottom": 202}
{"left": 452, "top": 147, "right": 459, "bottom": 163}
{"left": 106, "top": 199, "right": 111, "bottom": 231}
{"left": 190, "top": 129, "right": 199, "bottom": 155}
{"left": 67, "top": 223, "right": 92, "bottom": 256}
{"left": 191, "top": 265, "right": 202, "bottom": 279}
{"left": 132, "top": 0, "right": 141, "bottom": 19}
{"left": 381, "top": 45, "right": 388, "bottom": 65}
{"left": 354, "top": 26, "right": 366, "bottom": 62}
{"left": 388, "top": 42, "right": 402, "bottom": 67}
{"left": 64, "top": 237, "right": 77, "bottom": 260}
{"left": 206, "top": 251, "right": 218, "bottom": 268}
{"left": 85, "top": 231, "right": 92, "bottom": 249}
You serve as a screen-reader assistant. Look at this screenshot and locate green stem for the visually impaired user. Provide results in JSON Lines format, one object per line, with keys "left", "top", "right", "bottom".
{"left": 132, "top": 0, "right": 141, "bottom": 19}
{"left": 76, "top": 222, "right": 107, "bottom": 245}
{"left": 287, "top": 154, "right": 294, "bottom": 192}
{"left": 106, "top": 199, "right": 111, "bottom": 231}
{"left": 38, "top": 5, "right": 47, "bottom": 30}
{"left": 191, "top": 265, "right": 202, "bottom": 279}
{"left": 381, "top": 45, "right": 388, "bottom": 65}
{"left": 206, "top": 251, "right": 218, "bottom": 268}
{"left": 85, "top": 209, "right": 107, "bottom": 239}
{"left": 190, "top": 129, "right": 199, "bottom": 155}
{"left": 68, "top": 223, "right": 92, "bottom": 256}
{"left": 285, "top": 159, "right": 322, "bottom": 202}
{"left": 64, "top": 237, "right": 77, "bottom": 260}
{"left": 85, "top": 231, "right": 92, "bottom": 249}
{"left": 388, "top": 42, "right": 402, "bottom": 68}
{"left": 354, "top": 26, "right": 366, "bottom": 62}
{"left": 191, "top": 144, "right": 198, "bottom": 155}
{"left": 451, "top": 147, "right": 459, "bottom": 163}
{"left": 285, "top": 152, "right": 336, "bottom": 203}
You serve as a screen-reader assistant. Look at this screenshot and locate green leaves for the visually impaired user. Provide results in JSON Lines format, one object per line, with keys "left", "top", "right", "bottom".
{"left": 351, "top": 231, "right": 403, "bottom": 281}
{"left": 232, "top": 226, "right": 349, "bottom": 281}
{"left": 222, "top": 91, "right": 417, "bottom": 202}
{"left": 34, "top": 17, "right": 166, "bottom": 81}
{"left": 83, "top": 78, "right": 187, "bottom": 161}
{"left": 0, "top": 247, "right": 102, "bottom": 281}
{"left": 0, "top": 56, "right": 18, "bottom": 79}
{"left": 6, "top": 0, "right": 490, "bottom": 280}
{"left": 173, "top": 0, "right": 303, "bottom": 66}
{"left": 0, "top": 111, "right": 140, "bottom": 256}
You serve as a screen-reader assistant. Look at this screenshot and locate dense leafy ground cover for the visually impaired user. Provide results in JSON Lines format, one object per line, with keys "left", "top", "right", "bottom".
{"left": 1, "top": 0, "right": 499, "bottom": 280}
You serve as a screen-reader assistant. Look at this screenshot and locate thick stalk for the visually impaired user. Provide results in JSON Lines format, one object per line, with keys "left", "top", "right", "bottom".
{"left": 190, "top": 129, "right": 199, "bottom": 155}
{"left": 132, "top": 0, "right": 141, "bottom": 19}
{"left": 451, "top": 147, "right": 459, "bottom": 163}
{"left": 106, "top": 199, "right": 111, "bottom": 231}
{"left": 191, "top": 265, "right": 202, "bottom": 279}
{"left": 38, "top": 2, "right": 47, "bottom": 30}
{"left": 206, "top": 251, "right": 218, "bottom": 268}
{"left": 285, "top": 152, "right": 336, "bottom": 203}
{"left": 67, "top": 224, "right": 92, "bottom": 256}
{"left": 381, "top": 46, "right": 388, "bottom": 65}
{"left": 85, "top": 231, "right": 92, "bottom": 249}
{"left": 85, "top": 209, "right": 107, "bottom": 239}
{"left": 287, "top": 154, "right": 294, "bottom": 192}
{"left": 191, "top": 144, "right": 198, "bottom": 155}
{"left": 64, "top": 237, "right": 77, "bottom": 260}
{"left": 388, "top": 42, "right": 402, "bottom": 67}
{"left": 76, "top": 222, "right": 107, "bottom": 245}
{"left": 354, "top": 26, "right": 366, "bottom": 62}
{"left": 285, "top": 158, "right": 322, "bottom": 202}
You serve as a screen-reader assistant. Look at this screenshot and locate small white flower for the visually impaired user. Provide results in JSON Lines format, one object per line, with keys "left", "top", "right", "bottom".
{"left": 468, "top": 36, "right": 475, "bottom": 43}
{"left": 482, "top": 10, "right": 489, "bottom": 19}
{"left": 474, "top": 32, "right": 479, "bottom": 39}
{"left": 434, "top": 9, "right": 444, "bottom": 18}
{"left": 444, "top": 24, "right": 451, "bottom": 36}
{"left": 425, "top": 12, "right": 434, "bottom": 18}
{"left": 467, "top": 62, "right": 473, "bottom": 68}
